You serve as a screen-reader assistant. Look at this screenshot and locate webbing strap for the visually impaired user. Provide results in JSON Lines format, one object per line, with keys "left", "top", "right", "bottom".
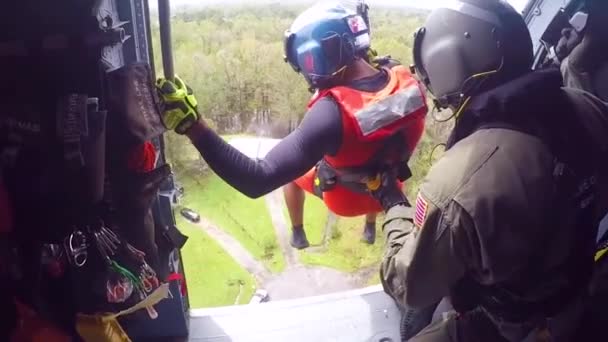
{"left": 315, "top": 129, "right": 413, "bottom": 196}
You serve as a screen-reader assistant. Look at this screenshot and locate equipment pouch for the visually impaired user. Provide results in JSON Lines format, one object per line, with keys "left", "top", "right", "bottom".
{"left": 110, "top": 164, "right": 171, "bottom": 277}
{"left": 312, "top": 161, "right": 338, "bottom": 198}
{"left": 56, "top": 95, "right": 108, "bottom": 205}
{"left": 81, "top": 108, "right": 107, "bottom": 204}
{"left": 315, "top": 161, "right": 338, "bottom": 192}
{"left": 105, "top": 63, "right": 166, "bottom": 148}
{"left": 162, "top": 225, "right": 188, "bottom": 250}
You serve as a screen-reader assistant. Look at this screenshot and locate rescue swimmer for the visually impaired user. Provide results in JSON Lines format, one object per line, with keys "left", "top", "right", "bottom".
{"left": 154, "top": 2, "right": 428, "bottom": 250}
{"left": 371, "top": 0, "right": 608, "bottom": 340}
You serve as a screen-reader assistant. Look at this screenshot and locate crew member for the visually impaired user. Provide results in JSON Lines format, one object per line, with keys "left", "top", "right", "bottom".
{"left": 155, "top": 2, "right": 427, "bottom": 249}
{"left": 373, "top": 0, "right": 608, "bottom": 340}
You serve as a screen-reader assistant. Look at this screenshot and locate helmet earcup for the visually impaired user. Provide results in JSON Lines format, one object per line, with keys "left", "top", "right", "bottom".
{"left": 341, "top": 33, "right": 357, "bottom": 64}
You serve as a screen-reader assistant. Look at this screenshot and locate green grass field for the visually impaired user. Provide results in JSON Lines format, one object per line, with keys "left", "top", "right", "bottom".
{"left": 175, "top": 134, "right": 285, "bottom": 273}
{"left": 299, "top": 215, "right": 385, "bottom": 273}
{"left": 282, "top": 193, "right": 329, "bottom": 246}
{"left": 283, "top": 193, "right": 385, "bottom": 273}
{"left": 179, "top": 173, "right": 286, "bottom": 273}
{"left": 173, "top": 133, "right": 284, "bottom": 308}
{"left": 177, "top": 216, "right": 256, "bottom": 308}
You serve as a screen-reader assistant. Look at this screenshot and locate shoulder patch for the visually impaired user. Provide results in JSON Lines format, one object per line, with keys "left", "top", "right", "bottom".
{"left": 414, "top": 192, "right": 428, "bottom": 228}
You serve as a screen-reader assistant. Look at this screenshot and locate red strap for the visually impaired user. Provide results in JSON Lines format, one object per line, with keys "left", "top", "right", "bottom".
{"left": 126, "top": 141, "right": 157, "bottom": 173}
{"left": 167, "top": 273, "right": 187, "bottom": 297}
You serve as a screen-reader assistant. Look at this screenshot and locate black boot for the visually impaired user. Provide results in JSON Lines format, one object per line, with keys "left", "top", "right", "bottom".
{"left": 290, "top": 225, "right": 310, "bottom": 250}
{"left": 362, "top": 222, "right": 376, "bottom": 245}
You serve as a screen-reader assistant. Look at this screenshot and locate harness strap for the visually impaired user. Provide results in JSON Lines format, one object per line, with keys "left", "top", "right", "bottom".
{"left": 312, "top": 160, "right": 371, "bottom": 198}
{"left": 314, "top": 130, "right": 413, "bottom": 196}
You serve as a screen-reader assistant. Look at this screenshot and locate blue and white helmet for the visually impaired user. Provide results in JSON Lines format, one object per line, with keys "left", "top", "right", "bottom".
{"left": 283, "top": 1, "right": 372, "bottom": 89}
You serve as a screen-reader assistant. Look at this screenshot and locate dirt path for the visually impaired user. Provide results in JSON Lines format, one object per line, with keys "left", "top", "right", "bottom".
{"left": 264, "top": 265, "right": 361, "bottom": 300}
{"left": 195, "top": 218, "right": 272, "bottom": 282}
{"left": 195, "top": 202, "right": 379, "bottom": 301}
{"left": 265, "top": 190, "right": 299, "bottom": 267}
{"left": 261, "top": 190, "right": 379, "bottom": 300}
{"left": 306, "top": 212, "right": 337, "bottom": 253}
{"left": 352, "top": 264, "right": 381, "bottom": 288}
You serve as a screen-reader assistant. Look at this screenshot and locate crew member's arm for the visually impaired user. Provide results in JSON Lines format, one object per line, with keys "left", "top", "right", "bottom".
{"left": 156, "top": 76, "right": 343, "bottom": 198}
{"left": 184, "top": 98, "right": 341, "bottom": 198}
{"left": 561, "top": 8, "right": 608, "bottom": 92}
{"left": 379, "top": 189, "right": 467, "bottom": 309}
{"left": 561, "top": 34, "right": 600, "bottom": 92}
{"left": 379, "top": 204, "right": 418, "bottom": 306}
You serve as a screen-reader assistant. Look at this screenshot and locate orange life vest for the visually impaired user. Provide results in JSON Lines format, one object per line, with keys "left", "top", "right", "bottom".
{"left": 308, "top": 65, "right": 427, "bottom": 172}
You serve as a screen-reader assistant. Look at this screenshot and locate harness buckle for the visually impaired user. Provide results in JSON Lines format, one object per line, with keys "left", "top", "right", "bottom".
{"left": 365, "top": 174, "right": 381, "bottom": 191}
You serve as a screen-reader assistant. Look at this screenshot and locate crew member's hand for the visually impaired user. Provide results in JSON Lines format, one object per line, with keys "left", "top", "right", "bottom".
{"left": 367, "top": 47, "right": 379, "bottom": 63}
{"left": 156, "top": 76, "right": 200, "bottom": 134}
{"left": 367, "top": 48, "right": 391, "bottom": 68}
{"left": 569, "top": 8, "right": 608, "bottom": 72}
{"left": 555, "top": 28, "right": 582, "bottom": 62}
{"left": 368, "top": 169, "right": 409, "bottom": 211}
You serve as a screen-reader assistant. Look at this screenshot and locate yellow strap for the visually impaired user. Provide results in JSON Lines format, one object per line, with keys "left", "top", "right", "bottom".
{"left": 76, "top": 284, "right": 171, "bottom": 342}
{"left": 366, "top": 174, "right": 381, "bottom": 191}
{"left": 595, "top": 246, "right": 608, "bottom": 262}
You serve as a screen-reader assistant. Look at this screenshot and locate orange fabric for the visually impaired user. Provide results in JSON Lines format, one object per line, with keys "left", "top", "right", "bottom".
{"left": 11, "top": 300, "right": 70, "bottom": 342}
{"left": 308, "top": 65, "right": 427, "bottom": 169}
{"left": 294, "top": 168, "right": 405, "bottom": 217}
{"left": 298, "top": 66, "right": 425, "bottom": 217}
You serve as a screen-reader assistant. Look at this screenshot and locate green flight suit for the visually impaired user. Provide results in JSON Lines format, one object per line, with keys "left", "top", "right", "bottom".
{"left": 380, "top": 88, "right": 608, "bottom": 341}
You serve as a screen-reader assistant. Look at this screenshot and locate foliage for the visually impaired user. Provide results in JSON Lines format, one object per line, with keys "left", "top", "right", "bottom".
{"left": 150, "top": 5, "right": 428, "bottom": 136}
{"left": 299, "top": 215, "right": 385, "bottom": 273}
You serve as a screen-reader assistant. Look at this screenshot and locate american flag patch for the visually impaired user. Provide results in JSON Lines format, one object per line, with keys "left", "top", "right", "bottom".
{"left": 414, "top": 193, "right": 428, "bottom": 228}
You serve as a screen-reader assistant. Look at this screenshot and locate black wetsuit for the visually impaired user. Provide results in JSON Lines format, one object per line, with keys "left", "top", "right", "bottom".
{"left": 192, "top": 69, "right": 390, "bottom": 198}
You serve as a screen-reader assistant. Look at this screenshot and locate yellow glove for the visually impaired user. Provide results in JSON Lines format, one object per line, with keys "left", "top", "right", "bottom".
{"left": 156, "top": 76, "right": 200, "bottom": 134}
{"left": 367, "top": 48, "right": 379, "bottom": 63}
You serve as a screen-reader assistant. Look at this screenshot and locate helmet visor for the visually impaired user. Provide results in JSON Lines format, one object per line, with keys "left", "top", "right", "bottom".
{"left": 412, "top": 27, "right": 430, "bottom": 92}
{"left": 412, "top": 26, "right": 456, "bottom": 109}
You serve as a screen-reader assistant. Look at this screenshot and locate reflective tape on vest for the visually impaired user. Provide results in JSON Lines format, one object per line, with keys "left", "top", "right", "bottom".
{"left": 354, "top": 85, "right": 426, "bottom": 137}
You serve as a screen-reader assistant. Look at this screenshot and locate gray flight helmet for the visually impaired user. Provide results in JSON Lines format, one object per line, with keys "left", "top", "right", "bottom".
{"left": 412, "top": 0, "right": 533, "bottom": 109}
